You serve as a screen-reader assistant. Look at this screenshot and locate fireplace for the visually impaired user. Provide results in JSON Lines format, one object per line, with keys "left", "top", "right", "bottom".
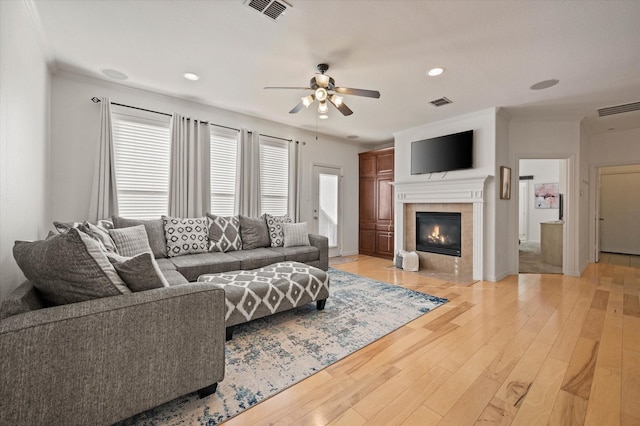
{"left": 416, "top": 212, "right": 462, "bottom": 257}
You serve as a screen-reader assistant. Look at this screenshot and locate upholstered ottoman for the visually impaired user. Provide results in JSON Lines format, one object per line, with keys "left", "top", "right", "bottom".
{"left": 198, "top": 261, "right": 330, "bottom": 339}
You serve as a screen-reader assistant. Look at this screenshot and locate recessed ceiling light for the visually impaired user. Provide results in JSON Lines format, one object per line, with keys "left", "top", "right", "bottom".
{"left": 530, "top": 79, "right": 559, "bottom": 90}
{"left": 608, "top": 128, "right": 616, "bottom": 131}
{"left": 183, "top": 72, "right": 200, "bottom": 81}
{"left": 318, "top": 114, "right": 328, "bottom": 120}
{"left": 347, "top": 135, "right": 359, "bottom": 139}
{"left": 102, "top": 69, "right": 128, "bottom": 80}
{"left": 427, "top": 67, "right": 445, "bottom": 77}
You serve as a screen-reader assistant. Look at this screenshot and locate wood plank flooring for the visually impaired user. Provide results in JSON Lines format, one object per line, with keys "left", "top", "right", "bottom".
{"left": 223, "top": 255, "right": 640, "bottom": 425}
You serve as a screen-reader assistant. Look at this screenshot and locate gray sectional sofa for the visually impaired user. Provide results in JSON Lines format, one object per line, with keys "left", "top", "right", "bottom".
{"left": 0, "top": 214, "right": 329, "bottom": 426}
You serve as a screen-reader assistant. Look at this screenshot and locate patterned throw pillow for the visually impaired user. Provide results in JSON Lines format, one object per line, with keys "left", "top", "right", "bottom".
{"left": 162, "top": 216, "right": 209, "bottom": 257}
{"left": 109, "top": 225, "right": 153, "bottom": 257}
{"left": 264, "top": 213, "right": 292, "bottom": 247}
{"left": 282, "top": 222, "right": 311, "bottom": 247}
{"left": 13, "top": 228, "right": 130, "bottom": 306}
{"left": 206, "top": 213, "right": 242, "bottom": 252}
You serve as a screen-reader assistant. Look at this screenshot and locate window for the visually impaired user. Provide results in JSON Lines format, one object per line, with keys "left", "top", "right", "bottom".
{"left": 259, "top": 137, "right": 289, "bottom": 216}
{"left": 112, "top": 113, "right": 171, "bottom": 219}
{"left": 210, "top": 129, "right": 239, "bottom": 216}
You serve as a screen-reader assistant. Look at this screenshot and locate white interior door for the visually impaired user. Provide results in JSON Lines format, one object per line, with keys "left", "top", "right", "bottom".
{"left": 600, "top": 171, "right": 640, "bottom": 255}
{"left": 312, "top": 165, "right": 342, "bottom": 258}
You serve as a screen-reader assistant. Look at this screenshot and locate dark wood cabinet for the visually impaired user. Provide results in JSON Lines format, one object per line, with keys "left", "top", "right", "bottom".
{"left": 359, "top": 147, "right": 394, "bottom": 259}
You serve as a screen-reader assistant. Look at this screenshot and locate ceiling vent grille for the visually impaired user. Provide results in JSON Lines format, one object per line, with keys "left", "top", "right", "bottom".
{"left": 244, "top": 0, "right": 290, "bottom": 21}
{"left": 429, "top": 97, "right": 452, "bottom": 107}
{"left": 598, "top": 101, "right": 640, "bottom": 117}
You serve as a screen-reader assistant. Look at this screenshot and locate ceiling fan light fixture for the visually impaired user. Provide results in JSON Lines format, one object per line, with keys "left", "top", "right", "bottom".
{"left": 301, "top": 94, "right": 315, "bottom": 107}
{"left": 329, "top": 94, "right": 343, "bottom": 106}
{"left": 318, "top": 101, "right": 328, "bottom": 114}
{"left": 316, "top": 73, "right": 330, "bottom": 88}
{"left": 315, "top": 87, "right": 328, "bottom": 102}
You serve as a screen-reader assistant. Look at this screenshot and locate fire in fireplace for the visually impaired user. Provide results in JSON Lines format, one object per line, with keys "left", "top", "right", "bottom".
{"left": 416, "top": 212, "right": 462, "bottom": 257}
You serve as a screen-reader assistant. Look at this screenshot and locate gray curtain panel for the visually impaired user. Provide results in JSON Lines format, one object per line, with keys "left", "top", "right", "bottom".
{"left": 88, "top": 97, "right": 119, "bottom": 221}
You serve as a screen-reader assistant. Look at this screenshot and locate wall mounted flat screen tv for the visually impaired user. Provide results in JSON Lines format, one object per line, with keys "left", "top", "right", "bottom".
{"left": 411, "top": 130, "right": 473, "bottom": 175}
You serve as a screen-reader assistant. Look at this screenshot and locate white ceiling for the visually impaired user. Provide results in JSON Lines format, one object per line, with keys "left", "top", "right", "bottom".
{"left": 33, "top": 0, "right": 640, "bottom": 144}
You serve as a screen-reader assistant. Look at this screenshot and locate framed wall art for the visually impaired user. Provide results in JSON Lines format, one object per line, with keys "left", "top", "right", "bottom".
{"left": 534, "top": 182, "right": 559, "bottom": 208}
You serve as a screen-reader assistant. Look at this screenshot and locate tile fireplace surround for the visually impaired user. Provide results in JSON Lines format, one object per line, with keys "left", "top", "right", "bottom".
{"left": 393, "top": 176, "right": 489, "bottom": 281}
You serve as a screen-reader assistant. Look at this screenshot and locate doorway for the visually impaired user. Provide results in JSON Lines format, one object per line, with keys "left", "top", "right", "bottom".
{"left": 312, "top": 165, "right": 342, "bottom": 258}
{"left": 595, "top": 164, "right": 640, "bottom": 262}
{"left": 518, "top": 159, "right": 566, "bottom": 274}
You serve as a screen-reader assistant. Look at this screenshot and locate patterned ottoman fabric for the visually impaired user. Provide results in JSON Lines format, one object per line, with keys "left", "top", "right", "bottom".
{"left": 198, "top": 262, "right": 330, "bottom": 327}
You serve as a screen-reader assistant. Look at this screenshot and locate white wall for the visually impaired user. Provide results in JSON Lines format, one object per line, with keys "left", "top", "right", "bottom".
{"left": 49, "top": 72, "right": 365, "bottom": 256}
{"left": 508, "top": 119, "right": 582, "bottom": 276}
{"left": 519, "top": 159, "right": 561, "bottom": 242}
{"left": 394, "top": 108, "right": 500, "bottom": 280}
{"left": 0, "top": 1, "right": 51, "bottom": 299}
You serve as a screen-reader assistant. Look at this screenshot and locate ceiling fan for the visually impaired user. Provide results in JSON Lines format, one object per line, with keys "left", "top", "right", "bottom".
{"left": 265, "top": 63, "right": 380, "bottom": 117}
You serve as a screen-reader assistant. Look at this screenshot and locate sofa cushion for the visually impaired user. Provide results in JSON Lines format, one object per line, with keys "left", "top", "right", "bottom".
{"left": 154, "top": 258, "right": 177, "bottom": 271}
{"left": 162, "top": 216, "right": 209, "bottom": 257}
{"left": 13, "top": 229, "right": 131, "bottom": 305}
{"left": 112, "top": 216, "right": 167, "bottom": 258}
{"left": 264, "top": 213, "right": 292, "bottom": 247}
{"left": 239, "top": 215, "right": 270, "bottom": 249}
{"left": 268, "top": 246, "right": 319, "bottom": 263}
{"left": 282, "top": 222, "right": 310, "bottom": 247}
{"left": 227, "top": 248, "right": 285, "bottom": 270}
{"left": 169, "top": 252, "right": 241, "bottom": 282}
{"left": 110, "top": 225, "right": 153, "bottom": 257}
{"left": 113, "top": 253, "right": 170, "bottom": 292}
{"left": 161, "top": 269, "right": 190, "bottom": 286}
{"left": 206, "top": 213, "right": 242, "bottom": 252}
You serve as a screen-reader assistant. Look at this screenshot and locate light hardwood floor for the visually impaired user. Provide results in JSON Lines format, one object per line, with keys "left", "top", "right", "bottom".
{"left": 224, "top": 255, "right": 640, "bottom": 425}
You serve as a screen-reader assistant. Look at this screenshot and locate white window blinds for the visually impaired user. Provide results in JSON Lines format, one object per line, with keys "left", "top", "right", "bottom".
{"left": 259, "top": 136, "right": 289, "bottom": 216}
{"left": 112, "top": 113, "right": 171, "bottom": 219}
{"left": 210, "top": 128, "right": 239, "bottom": 216}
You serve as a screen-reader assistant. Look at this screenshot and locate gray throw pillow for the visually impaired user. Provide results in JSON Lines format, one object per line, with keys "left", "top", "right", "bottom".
{"left": 113, "top": 253, "right": 170, "bottom": 292}
{"left": 264, "top": 213, "right": 293, "bottom": 247}
{"left": 13, "top": 228, "right": 131, "bottom": 306}
{"left": 162, "top": 216, "right": 209, "bottom": 257}
{"left": 239, "top": 215, "right": 270, "bottom": 250}
{"left": 283, "top": 222, "right": 311, "bottom": 247}
{"left": 109, "top": 225, "right": 153, "bottom": 257}
{"left": 206, "top": 213, "right": 242, "bottom": 252}
{"left": 112, "top": 216, "right": 167, "bottom": 258}
{"left": 79, "top": 221, "right": 117, "bottom": 253}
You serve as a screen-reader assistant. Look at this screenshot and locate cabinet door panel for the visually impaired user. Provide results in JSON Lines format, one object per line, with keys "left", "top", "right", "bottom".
{"left": 359, "top": 230, "right": 376, "bottom": 254}
{"left": 377, "top": 177, "right": 394, "bottom": 223}
{"left": 359, "top": 154, "right": 376, "bottom": 176}
{"left": 376, "top": 231, "right": 394, "bottom": 257}
{"left": 376, "top": 152, "right": 394, "bottom": 175}
{"left": 359, "top": 177, "right": 377, "bottom": 223}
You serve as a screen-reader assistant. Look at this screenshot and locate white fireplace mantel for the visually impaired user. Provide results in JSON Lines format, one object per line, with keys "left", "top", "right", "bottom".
{"left": 392, "top": 176, "right": 490, "bottom": 281}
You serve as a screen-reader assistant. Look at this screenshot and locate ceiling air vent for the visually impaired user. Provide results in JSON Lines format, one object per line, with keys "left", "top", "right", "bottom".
{"left": 429, "top": 97, "right": 452, "bottom": 107}
{"left": 597, "top": 101, "right": 640, "bottom": 117}
{"left": 244, "top": 0, "right": 290, "bottom": 21}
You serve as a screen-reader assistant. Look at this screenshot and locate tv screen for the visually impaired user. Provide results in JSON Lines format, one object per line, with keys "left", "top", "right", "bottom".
{"left": 410, "top": 130, "right": 473, "bottom": 175}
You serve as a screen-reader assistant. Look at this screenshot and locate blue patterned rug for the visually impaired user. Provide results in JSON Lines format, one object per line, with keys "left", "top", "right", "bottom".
{"left": 119, "top": 268, "right": 447, "bottom": 425}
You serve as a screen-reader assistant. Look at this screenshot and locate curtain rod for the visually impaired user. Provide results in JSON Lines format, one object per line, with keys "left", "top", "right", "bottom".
{"left": 91, "top": 97, "right": 240, "bottom": 132}
{"left": 259, "top": 133, "right": 293, "bottom": 142}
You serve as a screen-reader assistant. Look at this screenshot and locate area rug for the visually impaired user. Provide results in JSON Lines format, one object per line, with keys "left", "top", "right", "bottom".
{"left": 118, "top": 268, "right": 447, "bottom": 425}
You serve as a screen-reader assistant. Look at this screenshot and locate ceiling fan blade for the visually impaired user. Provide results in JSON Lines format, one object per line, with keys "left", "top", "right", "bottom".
{"left": 328, "top": 97, "right": 353, "bottom": 116}
{"left": 334, "top": 87, "right": 381, "bottom": 98}
{"left": 264, "top": 86, "right": 312, "bottom": 90}
{"left": 289, "top": 101, "right": 305, "bottom": 114}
